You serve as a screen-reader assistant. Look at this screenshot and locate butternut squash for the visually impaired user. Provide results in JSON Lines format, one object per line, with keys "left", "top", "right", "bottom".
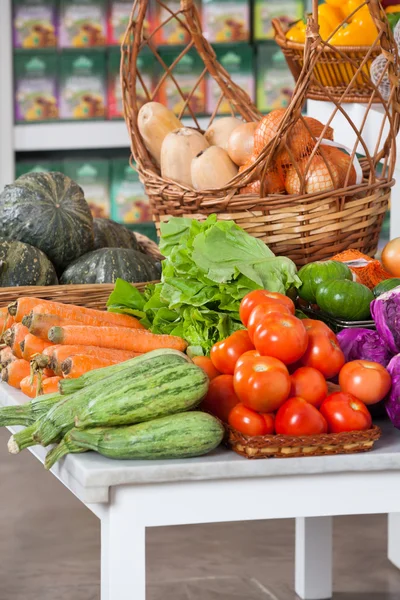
{"left": 204, "top": 117, "right": 243, "bottom": 150}
{"left": 137, "top": 102, "right": 183, "bottom": 165}
{"left": 161, "top": 128, "right": 209, "bottom": 188}
{"left": 191, "top": 146, "right": 238, "bottom": 190}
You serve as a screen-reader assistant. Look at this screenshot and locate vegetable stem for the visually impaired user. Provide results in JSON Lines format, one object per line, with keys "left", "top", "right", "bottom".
{"left": 8, "top": 424, "right": 38, "bottom": 454}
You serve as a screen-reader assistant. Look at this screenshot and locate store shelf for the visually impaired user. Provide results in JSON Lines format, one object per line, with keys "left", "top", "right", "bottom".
{"left": 14, "top": 117, "right": 211, "bottom": 152}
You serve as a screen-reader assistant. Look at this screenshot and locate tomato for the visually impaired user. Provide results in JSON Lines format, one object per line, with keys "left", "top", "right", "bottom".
{"left": 228, "top": 403, "right": 267, "bottom": 436}
{"left": 302, "top": 318, "right": 335, "bottom": 338}
{"left": 253, "top": 312, "right": 308, "bottom": 365}
{"left": 261, "top": 412, "right": 275, "bottom": 434}
{"left": 235, "top": 349, "right": 260, "bottom": 370}
{"left": 210, "top": 330, "right": 254, "bottom": 375}
{"left": 275, "top": 397, "right": 328, "bottom": 436}
{"left": 300, "top": 331, "right": 345, "bottom": 378}
{"left": 320, "top": 392, "right": 372, "bottom": 433}
{"left": 201, "top": 374, "right": 239, "bottom": 422}
{"left": 338, "top": 360, "right": 392, "bottom": 405}
{"left": 233, "top": 354, "right": 291, "bottom": 412}
{"left": 290, "top": 366, "right": 328, "bottom": 408}
{"left": 247, "top": 300, "right": 292, "bottom": 342}
{"left": 192, "top": 356, "right": 221, "bottom": 381}
{"left": 239, "top": 290, "right": 295, "bottom": 326}
{"left": 382, "top": 237, "right": 400, "bottom": 277}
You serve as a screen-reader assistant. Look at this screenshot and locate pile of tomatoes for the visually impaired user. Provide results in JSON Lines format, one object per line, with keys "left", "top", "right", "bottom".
{"left": 196, "top": 290, "right": 392, "bottom": 437}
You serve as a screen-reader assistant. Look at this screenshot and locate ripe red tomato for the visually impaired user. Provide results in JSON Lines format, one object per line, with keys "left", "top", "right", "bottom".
{"left": 261, "top": 412, "right": 275, "bottom": 434}
{"left": 210, "top": 330, "right": 254, "bottom": 375}
{"left": 235, "top": 349, "right": 260, "bottom": 370}
{"left": 320, "top": 392, "right": 372, "bottom": 433}
{"left": 228, "top": 403, "right": 267, "bottom": 436}
{"left": 338, "top": 360, "right": 392, "bottom": 405}
{"left": 233, "top": 354, "right": 291, "bottom": 412}
{"left": 247, "top": 300, "right": 292, "bottom": 342}
{"left": 201, "top": 374, "right": 239, "bottom": 422}
{"left": 301, "top": 331, "right": 345, "bottom": 378}
{"left": 192, "top": 356, "right": 221, "bottom": 381}
{"left": 302, "top": 318, "right": 335, "bottom": 338}
{"left": 275, "top": 397, "right": 328, "bottom": 436}
{"left": 239, "top": 290, "right": 295, "bottom": 326}
{"left": 290, "top": 367, "right": 328, "bottom": 408}
{"left": 253, "top": 312, "right": 308, "bottom": 365}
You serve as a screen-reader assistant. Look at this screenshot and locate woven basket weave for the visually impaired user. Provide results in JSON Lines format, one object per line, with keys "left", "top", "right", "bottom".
{"left": 122, "top": 0, "right": 400, "bottom": 265}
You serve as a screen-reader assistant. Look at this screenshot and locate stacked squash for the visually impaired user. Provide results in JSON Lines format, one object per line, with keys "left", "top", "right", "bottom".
{"left": 138, "top": 102, "right": 357, "bottom": 195}
{"left": 0, "top": 171, "right": 161, "bottom": 287}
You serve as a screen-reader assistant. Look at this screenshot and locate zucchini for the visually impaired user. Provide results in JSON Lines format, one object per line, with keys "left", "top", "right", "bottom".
{"left": 35, "top": 360, "right": 208, "bottom": 447}
{"left": 45, "top": 412, "right": 224, "bottom": 469}
{"left": 59, "top": 348, "right": 190, "bottom": 395}
{"left": 0, "top": 391, "right": 61, "bottom": 427}
{"left": 316, "top": 279, "right": 374, "bottom": 321}
{"left": 373, "top": 278, "right": 400, "bottom": 298}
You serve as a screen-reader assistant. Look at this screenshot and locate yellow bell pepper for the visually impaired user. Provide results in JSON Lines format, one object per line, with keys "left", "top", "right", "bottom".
{"left": 325, "top": 0, "right": 348, "bottom": 7}
{"left": 286, "top": 19, "right": 306, "bottom": 43}
{"left": 318, "top": 4, "right": 343, "bottom": 40}
{"left": 329, "top": 0, "right": 378, "bottom": 45}
{"left": 386, "top": 5, "right": 400, "bottom": 13}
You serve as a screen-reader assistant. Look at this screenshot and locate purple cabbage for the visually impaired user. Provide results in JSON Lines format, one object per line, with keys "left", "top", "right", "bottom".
{"left": 370, "top": 288, "right": 400, "bottom": 354}
{"left": 336, "top": 328, "right": 394, "bottom": 367}
{"left": 386, "top": 354, "right": 400, "bottom": 428}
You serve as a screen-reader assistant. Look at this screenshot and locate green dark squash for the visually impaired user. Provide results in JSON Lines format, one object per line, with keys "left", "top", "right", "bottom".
{"left": 93, "top": 218, "right": 139, "bottom": 251}
{"left": 315, "top": 279, "right": 374, "bottom": 321}
{"left": 298, "top": 260, "right": 353, "bottom": 304}
{"left": 0, "top": 172, "right": 94, "bottom": 270}
{"left": 60, "top": 248, "right": 161, "bottom": 285}
{"left": 373, "top": 278, "right": 400, "bottom": 297}
{"left": 0, "top": 239, "right": 58, "bottom": 287}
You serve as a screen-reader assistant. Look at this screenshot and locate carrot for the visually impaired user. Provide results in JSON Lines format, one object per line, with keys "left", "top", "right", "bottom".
{"left": 1, "top": 359, "right": 30, "bottom": 389}
{"left": 49, "top": 345, "right": 141, "bottom": 375}
{"left": 10, "top": 297, "right": 145, "bottom": 329}
{"left": 20, "top": 375, "right": 62, "bottom": 398}
{"left": 20, "top": 333, "right": 53, "bottom": 362}
{"left": 3, "top": 323, "right": 29, "bottom": 359}
{"left": 0, "top": 308, "right": 14, "bottom": 338}
{"left": 0, "top": 347, "right": 17, "bottom": 367}
{"left": 48, "top": 325, "right": 188, "bottom": 353}
{"left": 22, "top": 311, "right": 81, "bottom": 340}
{"left": 61, "top": 355, "right": 121, "bottom": 379}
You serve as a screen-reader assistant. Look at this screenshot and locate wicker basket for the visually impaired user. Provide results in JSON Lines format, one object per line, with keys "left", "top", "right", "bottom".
{"left": 122, "top": 0, "right": 400, "bottom": 266}
{"left": 273, "top": 18, "right": 382, "bottom": 103}
{"left": 225, "top": 424, "right": 382, "bottom": 459}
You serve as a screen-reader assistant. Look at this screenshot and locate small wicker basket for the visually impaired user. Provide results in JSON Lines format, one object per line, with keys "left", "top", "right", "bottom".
{"left": 225, "top": 424, "right": 382, "bottom": 459}
{"left": 122, "top": 0, "right": 400, "bottom": 266}
{"left": 273, "top": 18, "right": 382, "bottom": 103}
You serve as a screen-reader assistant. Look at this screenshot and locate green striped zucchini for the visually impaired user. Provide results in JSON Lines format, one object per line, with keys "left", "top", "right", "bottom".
{"left": 45, "top": 412, "right": 224, "bottom": 469}
{"left": 0, "top": 391, "right": 62, "bottom": 427}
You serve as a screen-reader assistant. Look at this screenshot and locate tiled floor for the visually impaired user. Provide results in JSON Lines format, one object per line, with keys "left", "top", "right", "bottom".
{"left": 1, "top": 426, "right": 400, "bottom": 600}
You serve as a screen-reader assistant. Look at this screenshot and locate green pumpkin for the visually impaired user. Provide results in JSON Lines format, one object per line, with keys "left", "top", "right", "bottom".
{"left": 60, "top": 248, "right": 161, "bottom": 285}
{"left": 373, "top": 278, "right": 400, "bottom": 298}
{"left": 0, "top": 239, "right": 58, "bottom": 287}
{"left": 0, "top": 172, "right": 94, "bottom": 271}
{"left": 315, "top": 279, "right": 374, "bottom": 321}
{"left": 298, "top": 260, "right": 353, "bottom": 304}
{"left": 93, "top": 218, "right": 139, "bottom": 251}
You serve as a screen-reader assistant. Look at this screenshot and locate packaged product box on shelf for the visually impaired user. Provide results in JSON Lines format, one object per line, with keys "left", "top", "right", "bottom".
{"left": 59, "top": 50, "right": 106, "bottom": 119}
{"left": 59, "top": 0, "right": 107, "bottom": 47}
{"left": 15, "top": 161, "right": 62, "bottom": 178}
{"left": 108, "top": 0, "right": 151, "bottom": 44}
{"left": 63, "top": 158, "right": 110, "bottom": 218}
{"left": 253, "top": 0, "right": 304, "bottom": 41}
{"left": 13, "top": 0, "right": 57, "bottom": 48}
{"left": 158, "top": 48, "right": 206, "bottom": 115}
{"left": 111, "top": 158, "right": 151, "bottom": 224}
{"left": 207, "top": 44, "right": 254, "bottom": 115}
{"left": 108, "top": 48, "right": 154, "bottom": 118}
{"left": 14, "top": 52, "right": 59, "bottom": 122}
{"left": 154, "top": 0, "right": 191, "bottom": 45}
{"left": 202, "top": 0, "right": 250, "bottom": 43}
{"left": 256, "top": 44, "right": 294, "bottom": 112}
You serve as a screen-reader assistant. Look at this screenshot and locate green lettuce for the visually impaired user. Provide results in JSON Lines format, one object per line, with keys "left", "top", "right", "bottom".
{"left": 107, "top": 215, "right": 300, "bottom": 354}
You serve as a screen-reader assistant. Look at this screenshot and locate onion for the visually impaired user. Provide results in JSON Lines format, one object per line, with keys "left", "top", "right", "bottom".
{"left": 382, "top": 238, "right": 400, "bottom": 276}
{"left": 227, "top": 122, "right": 257, "bottom": 166}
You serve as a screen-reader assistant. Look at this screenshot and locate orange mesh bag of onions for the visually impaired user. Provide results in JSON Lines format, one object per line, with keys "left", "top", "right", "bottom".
{"left": 331, "top": 249, "right": 393, "bottom": 289}
{"left": 121, "top": 0, "right": 400, "bottom": 266}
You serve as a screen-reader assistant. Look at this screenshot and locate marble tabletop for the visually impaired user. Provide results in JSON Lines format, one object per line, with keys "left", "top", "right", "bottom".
{"left": 1, "top": 383, "right": 400, "bottom": 505}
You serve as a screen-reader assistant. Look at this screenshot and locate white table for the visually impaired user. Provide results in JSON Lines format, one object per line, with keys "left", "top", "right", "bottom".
{"left": 2, "top": 383, "right": 400, "bottom": 600}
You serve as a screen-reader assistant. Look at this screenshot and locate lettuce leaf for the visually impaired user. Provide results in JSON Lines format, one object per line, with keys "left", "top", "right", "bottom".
{"left": 107, "top": 216, "right": 300, "bottom": 354}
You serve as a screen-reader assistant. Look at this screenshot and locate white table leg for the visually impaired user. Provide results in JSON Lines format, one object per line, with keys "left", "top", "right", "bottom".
{"left": 388, "top": 513, "right": 400, "bottom": 569}
{"left": 101, "top": 490, "right": 146, "bottom": 600}
{"left": 295, "top": 516, "right": 333, "bottom": 600}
